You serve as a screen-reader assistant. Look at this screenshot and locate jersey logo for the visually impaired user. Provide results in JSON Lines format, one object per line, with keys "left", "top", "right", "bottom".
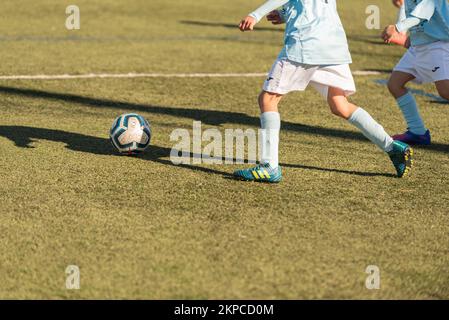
{"left": 432, "top": 67, "right": 441, "bottom": 73}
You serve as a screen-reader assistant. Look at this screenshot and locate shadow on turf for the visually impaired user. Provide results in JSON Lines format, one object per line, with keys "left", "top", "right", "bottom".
{"left": 0, "top": 125, "right": 233, "bottom": 178}
{"left": 430, "top": 100, "right": 449, "bottom": 105}
{"left": 282, "top": 163, "right": 396, "bottom": 178}
{"left": 0, "top": 85, "right": 448, "bottom": 156}
{"left": 0, "top": 125, "right": 399, "bottom": 179}
{"left": 346, "top": 35, "right": 386, "bottom": 46}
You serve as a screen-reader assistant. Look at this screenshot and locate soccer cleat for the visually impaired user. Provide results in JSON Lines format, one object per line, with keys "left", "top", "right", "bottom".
{"left": 233, "top": 163, "right": 282, "bottom": 183}
{"left": 388, "top": 141, "right": 414, "bottom": 178}
{"left": 392, "top": 129, "right": 431, "bottom": 146}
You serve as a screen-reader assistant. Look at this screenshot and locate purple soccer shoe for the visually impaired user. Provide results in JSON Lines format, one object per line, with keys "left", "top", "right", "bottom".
{"left": 392, "top": 130, "right": 431, "bottom": 146}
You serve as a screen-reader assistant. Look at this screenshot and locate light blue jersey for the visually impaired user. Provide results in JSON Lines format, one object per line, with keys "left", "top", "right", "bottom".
{"left": 404, "top": 0, "right": 449, "bottom": 46}
{"left": 249, "top": 0, "right": 352, "bottom": 65}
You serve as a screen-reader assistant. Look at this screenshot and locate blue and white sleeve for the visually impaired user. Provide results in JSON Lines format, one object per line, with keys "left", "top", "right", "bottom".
{"left": 396, "top": 0, "right": 436, "bottom": 32}
{"left": 249, "top": 0, "right": 290, "bottom": 23}
{"left": 410, "top": 0, "right": 436, "bottom": 21}
{"left": 396, "top": 17, "right": 423, "bottom": 32}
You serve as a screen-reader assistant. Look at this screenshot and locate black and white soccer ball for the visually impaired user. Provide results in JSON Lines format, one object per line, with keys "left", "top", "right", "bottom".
{"left": 110, "top": 113, "right": 151, "bottom": 155}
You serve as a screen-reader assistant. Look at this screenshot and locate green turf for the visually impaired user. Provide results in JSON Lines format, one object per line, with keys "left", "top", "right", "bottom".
{"left": 0, "top": 0, "right": 448, "bottom": 299}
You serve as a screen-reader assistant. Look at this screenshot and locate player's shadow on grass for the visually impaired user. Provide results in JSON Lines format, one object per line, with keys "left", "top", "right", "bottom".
{"left": 0, "top": 125, "right": 396, "bottom": 179}
{"left": 281, "top": 163, "right": 396, "bottom": 178}
{"left": 346, "top": 35, "right": 387, "bottom": 46}
{"left": 0, "top": 125, "right": 233, "bottom": 178}
{"left": 430, "top": 100, "right": 449, "bottom": 105}
{"left": 0, "top": 125, "right": 397, "bottom": 179}
{"left": 0, "top": 85, "right": 448, "bottom": 157}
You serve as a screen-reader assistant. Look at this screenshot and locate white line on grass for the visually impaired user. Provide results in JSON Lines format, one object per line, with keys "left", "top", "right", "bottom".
{"left": 352, "top": 70, "right": 385, "bottom": 76}
{"left": 0, "top": 70, "right": 384, "bottom": 80}
{"left": 0, "top": 73, "right": 267, "bottom": 80}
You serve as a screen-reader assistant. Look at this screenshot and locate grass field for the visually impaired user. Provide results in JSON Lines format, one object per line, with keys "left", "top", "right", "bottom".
{"left": 0, "top": 0, "right": 448, "bottom": 299}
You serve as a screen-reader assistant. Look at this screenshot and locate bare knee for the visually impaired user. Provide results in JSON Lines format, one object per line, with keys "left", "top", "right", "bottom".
{"left": 436, "top": 81, "right": 449, "bottom": 101}
{"left": 330, "top": 107, "right": 346, "bottom": 118}
{"left": 258, "top": 91, "right": 282, "bottom": 112}
{"left": 388, "top": 72, "right": 415, "bottom": 98}
{"left": 438, "top": 90, "right": 449, "bottom": 101}
{"left": 387, "top": 78, "right": 406, "bottom": 98}
{"left": 329, "top": 101, "right": 353, "bottom": 119}
{"left": 327, "top": 89, "right": 355, "bottom": 120}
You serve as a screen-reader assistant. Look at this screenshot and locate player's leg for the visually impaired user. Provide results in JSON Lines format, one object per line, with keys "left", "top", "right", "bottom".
{"left": 258, "top": 90, "right": 282, "bottom": 170}
{"left": 233, "top": 90, "right": 283, "bottom": 183}
{"left": 258, "top": 90, "right": 282, "bottom": 112}
{"left": 327, "top": 87, "right": 413, "bottom": 177}
{"left": 435, "top": 80, "right": 449, "bottom": 101}
{"left": 327, "top": 87, "right": 393, "bottom": 151}
{"left": 326, "top": 87, "right": 358, "bottom": 119}
{"left": 388, "top": 72, "right": 431, "bottom": 145}
{"left": 233, "top": 59, "right": 316, "bottom": 183}
{"left": 387, "top": 71, "right": 415, "bottom": 98}
{"left": 433, "top": 42, "right": 449, "bottom": 100}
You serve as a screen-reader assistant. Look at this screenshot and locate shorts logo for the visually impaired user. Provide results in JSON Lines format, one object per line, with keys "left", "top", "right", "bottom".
{"left": 432, "top": 67, "right": 440, "bottom": 73}
{"left": 266, "top": 77, "right": 274, "bottom": 82}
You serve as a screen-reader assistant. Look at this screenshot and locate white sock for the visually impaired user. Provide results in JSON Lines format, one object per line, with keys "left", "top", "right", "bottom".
{"left": 260, "top": 112, "right": 280, "bottom": 168}
{"left": 348, "top": 107, "right": 394, "bottom": 153}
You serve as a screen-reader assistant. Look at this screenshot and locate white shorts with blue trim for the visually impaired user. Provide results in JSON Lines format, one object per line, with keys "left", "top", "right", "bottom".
{"left": 263, "top": 58, "right": 356, "bottom": 98}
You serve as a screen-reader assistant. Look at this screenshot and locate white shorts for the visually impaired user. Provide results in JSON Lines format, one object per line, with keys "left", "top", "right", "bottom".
{"left": 394, "top": 41, "right": 449, "bottom": 84}
{"left": 263, "top": 59, "right": 356, "bottom": 98}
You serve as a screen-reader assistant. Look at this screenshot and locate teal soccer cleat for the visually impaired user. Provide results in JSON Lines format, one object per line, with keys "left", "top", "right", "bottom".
{"left": 388, "top": 141, "right": 414, "bottom": 178}
{"left": 233, "top": 163, "right": 282, "bottom": 183}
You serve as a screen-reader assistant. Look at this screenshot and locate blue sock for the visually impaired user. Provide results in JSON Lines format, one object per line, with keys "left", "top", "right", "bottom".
{"left": 396, "top": 92, "right": 427, "bottom": 135}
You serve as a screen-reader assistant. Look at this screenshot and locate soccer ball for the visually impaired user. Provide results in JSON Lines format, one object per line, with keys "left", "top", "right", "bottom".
{"left": 110, "top": 113, "right": 151, "bottom": 155}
